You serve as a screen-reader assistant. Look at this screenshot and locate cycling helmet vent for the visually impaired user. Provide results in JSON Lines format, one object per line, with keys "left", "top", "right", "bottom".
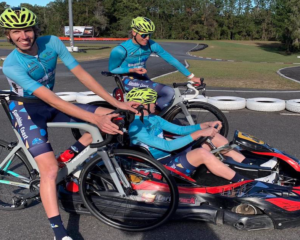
{"left": 0, "top": 7, "right": 37, "bottom": 28}
{"left": 131, "top": 17, "right": 155, "bottom": 34}
{"left": 126, "top": 88, "right": 158, "bottom": 104}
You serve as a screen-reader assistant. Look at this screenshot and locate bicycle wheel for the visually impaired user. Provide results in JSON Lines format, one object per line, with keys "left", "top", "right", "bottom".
{"left": 79, "top": 149, "right": 179, "bottom": 231}
{"left": 0, "top": 140, "right": 34, "bottom": 210}
{"left": 71, "top": 101, "right": 116, "bottom": 140}
{"left": 164, "top": 102, "right": 229, "bottom": 137}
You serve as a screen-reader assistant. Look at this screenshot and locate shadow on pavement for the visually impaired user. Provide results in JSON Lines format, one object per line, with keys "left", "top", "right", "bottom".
{"left": 66, "top": 213, "right": 84, "bottom": 240}
{"left": 121, "top": 220, "right": 220, "bottom": 240}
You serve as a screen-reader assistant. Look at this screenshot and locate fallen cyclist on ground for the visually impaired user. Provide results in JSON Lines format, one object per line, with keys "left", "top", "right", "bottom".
{"left": 108, "top": 16, "right": 202, "bottom": 112}
{"left": 0, "top": 7, "right": 138, "bottom": 240}
{"left": 126, "top": 87, "right": 278, "bottom": 183}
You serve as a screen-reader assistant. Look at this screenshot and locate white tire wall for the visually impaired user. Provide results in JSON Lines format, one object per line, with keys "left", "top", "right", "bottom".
{"left": 76, "top": 91, "right": 104, "bottom": 104}
{"left": 246, "top": 98, "right": 285, "bottom": 112}
{"left": 55, "top": 92, "right": 78, "bottom": 102}
{"left": 207, "top": 96, "right": 246, "bottom": 110}
{"left": 186, "top": 95, "right": 208, "bottom": 102}
{"left": 286, "top": 99, "right": 300, "bottom": 113}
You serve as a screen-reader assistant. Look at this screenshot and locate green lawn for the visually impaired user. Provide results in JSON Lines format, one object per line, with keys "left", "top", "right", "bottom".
{"left": 157, "top": 60, "right": 300, "bottom": 90}
{"left": 190, "top": 40, "right": 300, "bottom": 63}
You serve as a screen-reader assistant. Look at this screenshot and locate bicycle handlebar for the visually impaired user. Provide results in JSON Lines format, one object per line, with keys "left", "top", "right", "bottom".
{"left": 90, "top": 107, "right": 141, "bottom": 148}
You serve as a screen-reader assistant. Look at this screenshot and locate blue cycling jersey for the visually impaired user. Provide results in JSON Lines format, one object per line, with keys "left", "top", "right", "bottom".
{"left": 128, "top": 115, "right": 201, "bottom": 159}
{"left": 108, "top": 39, "right": 191, "bottom": 77}
{"left": 3, "top": 35, "right": 78, "bottom": 98}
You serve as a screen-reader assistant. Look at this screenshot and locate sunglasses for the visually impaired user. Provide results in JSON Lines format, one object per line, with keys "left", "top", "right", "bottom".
{"left": 139, "top": 33, "right": 152, "bottom": 39}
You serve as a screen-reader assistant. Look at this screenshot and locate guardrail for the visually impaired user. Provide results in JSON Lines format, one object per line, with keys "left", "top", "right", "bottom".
{"left": 59, "top": 37, "right": 129, "bottom": 41}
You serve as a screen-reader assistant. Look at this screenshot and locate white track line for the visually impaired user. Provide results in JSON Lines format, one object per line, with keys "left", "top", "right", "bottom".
{"left": 280, "top": 113, "right": 300, "bottom": 116}
{"left": 277, "top": 66, "right": 300, "bottom": 84}
{"left": 206, "top": 89, "right": 300, "bottom": 93}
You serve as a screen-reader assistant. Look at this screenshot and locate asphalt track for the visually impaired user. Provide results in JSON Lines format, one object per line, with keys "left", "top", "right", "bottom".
{"left": 1, "top": 42, "right": 300, "bottom": 240}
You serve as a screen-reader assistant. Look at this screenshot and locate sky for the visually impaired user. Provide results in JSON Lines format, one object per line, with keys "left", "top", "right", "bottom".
{"left": 8, "top": 0, "right": 53, "bottom": 7}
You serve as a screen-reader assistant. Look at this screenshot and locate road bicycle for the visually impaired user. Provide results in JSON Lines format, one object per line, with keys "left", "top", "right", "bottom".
{"left": 72, "top": 72, "right": 228, "bottom": 141}
{"left": 0, "top": 91, "right": 179, "bottom": 231}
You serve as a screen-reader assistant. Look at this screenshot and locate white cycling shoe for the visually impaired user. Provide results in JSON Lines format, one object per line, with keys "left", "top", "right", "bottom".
{"left": 54, "top": 237, "right": 73, "bottom": 240}
{"left": 255, "top": 172, "right": 278, "bottom": 184}
{"left": 260, "top": 157, "right": 278, "bottom": 169}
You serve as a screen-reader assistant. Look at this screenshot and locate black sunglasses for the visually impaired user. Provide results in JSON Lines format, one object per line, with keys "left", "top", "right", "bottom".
{"left": 139, "top": 33, "right": 152, "bottom": 39}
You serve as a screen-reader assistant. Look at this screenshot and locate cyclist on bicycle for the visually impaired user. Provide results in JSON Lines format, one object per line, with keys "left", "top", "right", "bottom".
{"left": 127, "top": 88, "right": 278, "bottom": 183}
{"left": 1, "top": 7, "right": 138, "bottom": 240}
{"left": 108, "top": 16, "right": 202, "bottom": 111}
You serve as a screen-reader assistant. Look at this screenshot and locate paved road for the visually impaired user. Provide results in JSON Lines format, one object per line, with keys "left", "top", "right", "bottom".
{"left": 279, "top": 66, "right": 300, "bottom": 82}
{"left": 1, "top": 41, "right": 300, "bottom": 240}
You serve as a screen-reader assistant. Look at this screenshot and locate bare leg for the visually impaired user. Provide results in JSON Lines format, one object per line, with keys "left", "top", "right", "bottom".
{"left": 186, "top": 148, "right": 236, "bottom": 180}
{"left": 35, "top": 151, "right": 60, "bottom": 218}
{"left": 202, "top": 133, "right": 245, "bottom": 163}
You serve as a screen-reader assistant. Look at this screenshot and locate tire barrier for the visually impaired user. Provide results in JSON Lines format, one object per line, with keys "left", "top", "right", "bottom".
{"left": 76, "top": 91, "right": 105, "bottom": 104}
{"left": 55, "top": 92, "right": 78, "bottom": 102}
{"left": 55, "top": 91, "right": 299, "bottom": 113}
{"left": 208, "top": 96, "right": 246, "bottom": 110}
{"left": 286, "top": 99, "right": 300, "bottom": 113}
{"left": 246, "top": 98, "right": 285, "bottom": 112}
{"left": 183, "top": 95, "right": 208, "bottom": 102}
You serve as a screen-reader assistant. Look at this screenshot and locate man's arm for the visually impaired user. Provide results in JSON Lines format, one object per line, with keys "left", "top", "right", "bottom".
{"left": 151, "top": 41, "right": 202, "bottom": 83}
{"left": 70, "top": 65, "right": 138, "bottom": 112}
{"left": 33, "top": 86, "right": 122, "bottom": 134}
{"left": 108, "top": 46, "right": 130, "bottom": 74}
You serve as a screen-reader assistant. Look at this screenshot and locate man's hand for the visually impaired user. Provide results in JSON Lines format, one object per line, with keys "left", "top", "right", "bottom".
{"left": 116, "top": 101, "right": 140, "bottom": 113}
{"left": 130, "top": 67, "right": 147, "bottom": 75}
{"left": 94, "top": 113, "right": 123, "bottom": 135}
{"left": 207, "top": 121, "right": 222, "bottom": 131}
{"left": 190, "top": 127, "right": 218, "bottom": 140}
{"left": 190, "top": 76, "right": 201, "bottom": 84}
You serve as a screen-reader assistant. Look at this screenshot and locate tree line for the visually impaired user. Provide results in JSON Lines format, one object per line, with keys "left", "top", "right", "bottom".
{"left": 1, "top": 0, "right": 300, "bottom": 52}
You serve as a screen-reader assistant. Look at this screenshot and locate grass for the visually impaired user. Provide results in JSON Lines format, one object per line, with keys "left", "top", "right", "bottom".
{"left": 157, "top": 60, "right": 300, "bottom": 90}
{"left": 60, "top": 43, "right": 117, "bottom": 62}
{"left": 191, "top": 40, "right": 300, "bottom": 63}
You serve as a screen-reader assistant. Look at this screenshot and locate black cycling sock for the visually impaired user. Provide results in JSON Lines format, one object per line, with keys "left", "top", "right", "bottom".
{"left": 69, "top": 141, "right": 86, "bottom": 155}
{"left": 230, "top": 172, "right": 250, "bottom": 183}
{"left": 49, "top": 215, "right": 68, "bottom": 240}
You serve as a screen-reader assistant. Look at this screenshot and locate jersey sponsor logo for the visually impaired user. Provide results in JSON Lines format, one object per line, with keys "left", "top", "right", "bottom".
{"left": 28, "top": 65, "right": 39, "bottom": 74}
{"left": 12, "top": 110, "right": 29, "bottom": 140}
{"left": 32, "top": 138, "right": 44, "bottom": 145}
{"left": 127, "top": 82, "right": 150, "bottom": 88}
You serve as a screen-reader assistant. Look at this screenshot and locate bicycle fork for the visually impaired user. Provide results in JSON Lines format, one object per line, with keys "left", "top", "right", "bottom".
{"left": 98, "top": 150, "right": 132, "bottom": 197}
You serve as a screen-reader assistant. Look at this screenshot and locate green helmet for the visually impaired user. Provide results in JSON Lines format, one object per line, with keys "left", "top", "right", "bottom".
{"left": 0, "top": 7, "right": 37, "bottom": 28}
{"left": 131, "top": 17, "right": 155, "bottom": 34}
{"left": 126, "top": 88, "right": 158, "bottom": 104}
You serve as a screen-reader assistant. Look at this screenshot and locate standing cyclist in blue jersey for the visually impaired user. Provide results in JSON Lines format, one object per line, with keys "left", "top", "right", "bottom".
{"left": 1, "top": 7, "right": 138, "bottom": 240}
{"left": 109, "top": 16, "right": 202, "bottom": 111}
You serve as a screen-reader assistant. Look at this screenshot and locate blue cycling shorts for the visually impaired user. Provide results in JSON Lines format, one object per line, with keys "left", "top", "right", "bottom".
{"left": 159, "top": 144, "right": 196, "bottom": 176}
{"left": 9, "top": 101, "right": 98, "bottom": 158}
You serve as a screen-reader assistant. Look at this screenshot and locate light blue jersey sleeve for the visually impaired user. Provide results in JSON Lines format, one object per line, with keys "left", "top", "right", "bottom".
{"left": 156, "top": 116, "right": 201, "bottom": 134}
{"left": 108, "top": 46, "right": 129, "bottom": 74}
{"left": 150, "top": 41, "right": 191, "bottom": 77}
{"left": 129, "top": 118, "right": 195, "bottom": 152}
{"left": 45, "top": 35, "right": 79, "bottom": 70}
{"left": 3, "top": 59, "right": 43, "bottom": 95}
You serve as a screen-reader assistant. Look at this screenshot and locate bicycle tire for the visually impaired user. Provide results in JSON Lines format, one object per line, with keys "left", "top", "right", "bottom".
{"left": 79, "top": 149, "right": 179, "bottom": 231}
{"left": 0, "top": 140, "right": 34, "bottom": 210}
{"left": 164, "top": 102, "right": 229, "bottom": 137}
{"left": 71, "top": 101, "right": 116, "bottom": 140}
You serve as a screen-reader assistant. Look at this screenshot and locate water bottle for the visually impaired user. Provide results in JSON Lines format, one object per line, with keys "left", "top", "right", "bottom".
{"left": 57, "top": 149, "right": 75, "bottom": 168}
